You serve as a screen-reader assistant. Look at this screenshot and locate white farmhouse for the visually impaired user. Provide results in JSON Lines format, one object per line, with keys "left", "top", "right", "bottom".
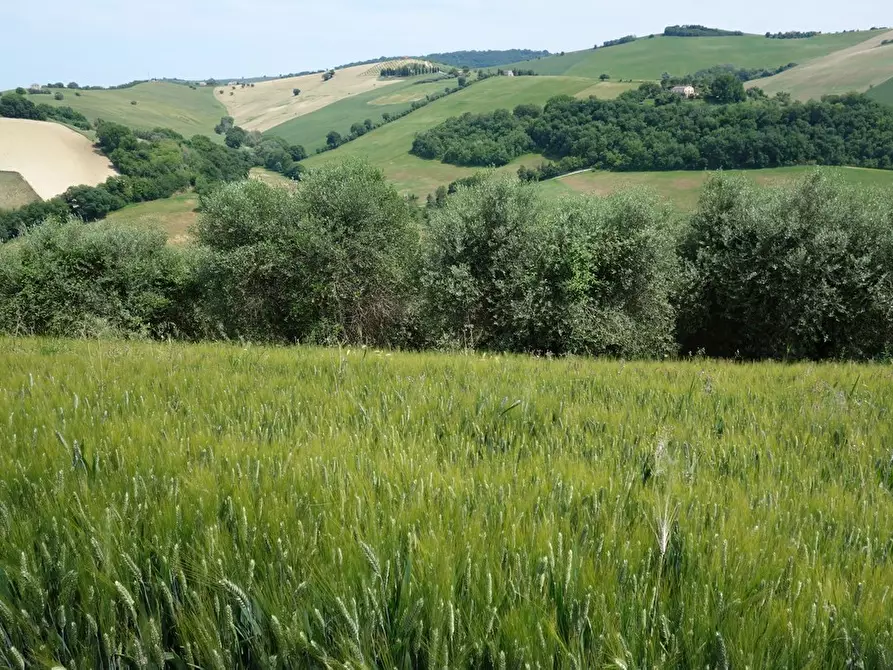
{"left": 671, "top": 85, "right": 696, "bottom": 98}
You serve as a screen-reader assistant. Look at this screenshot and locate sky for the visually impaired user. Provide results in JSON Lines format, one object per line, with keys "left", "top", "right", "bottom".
{"left": 0, "top": 0, "right": 889, "bottom": 89}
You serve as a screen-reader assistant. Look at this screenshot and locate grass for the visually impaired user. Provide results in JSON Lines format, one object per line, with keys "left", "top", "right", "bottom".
{"left": 540, "top": 166, "right": 893, "bottom": 211}
{"left": 0, "top": 171, "right": 40, "bottom": 210}
{"left": 868, "top": 76, "right": 893, "bottom": 105}
{"left": 1, "top": 337, "right": 893, "bottom": 668}
{"left": 36, "top": 82, "right": 226, "bottom": 139}
{"left": 754, "top": 29, "right": 893, "bottom": 100}
{"left": 303, "top": 76, "right": 630, "bottom": 195}
{"left": 266, "top": 77, "right": 455, "bottom": 151}
{"left": 507, "top": 31, "right": 880, "bottom": 80}
{"left": 105, "top": 192, "right": 199, "bottom": 243}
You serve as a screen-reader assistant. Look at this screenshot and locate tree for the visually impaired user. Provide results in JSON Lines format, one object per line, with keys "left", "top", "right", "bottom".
{"left": 322, "top": 70, "right": 335, "bottom": 81}
{"left": 364, "top": 119, "right": 374, "bottom": 131}
{"left": 707, "top": 73, "right": 745, "bottom": 104}
{"left": 67, "top": 82, "right": 80, "bottom": 89}
{"left": 54, "top": 92, "right": 64, "bottom": 101}
{"left": 326, "top": 130, "right": 343, "bottom": 149}
{"left": 288, "top": 144, "right": 307, "bottom": 161}
{"left": 293, "top": 88, "right": 301, "bottom": 96}
{"left": 14, "top": 87, "right": 26, "bottom": 96}
{"left": 458, "top": 76, "right": 467, "bottom": 87}
{"left": 214, "top": 116, "right": 235, "bottom": 135}
{"left": 224, "top": 126, "right": 248, "bottom": 149}
{"left": 599, "top": 73, "right": 610, "bottom": 81}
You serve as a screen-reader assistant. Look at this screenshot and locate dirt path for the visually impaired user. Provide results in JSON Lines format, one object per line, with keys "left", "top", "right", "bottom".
{"left": 0, "top": 119, "right": 116, "bottom": 199}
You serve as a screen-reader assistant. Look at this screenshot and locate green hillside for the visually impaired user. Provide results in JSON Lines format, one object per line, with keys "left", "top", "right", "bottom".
{"left": 507, "top": 31, "right": 880, "bottom": 80}
{"left": 303, "top": 76, "right": 633, "bottom": 194}
{"left": 35, "top": 82, "right": 226, "bottom": 138}
{"left": 266, "top": 77, "right": 454, "bottom": 151}
{"left": 539, "top": 166, "right": 893, "bottom": 212}
{"left": 0, "top": 171, "right": 41, "bottom": 210}
{"left": 868, "top": 76, "right": 893, "bottom": 104}
{"left": 754, "top": 30, "right": 893, "bottom": 99}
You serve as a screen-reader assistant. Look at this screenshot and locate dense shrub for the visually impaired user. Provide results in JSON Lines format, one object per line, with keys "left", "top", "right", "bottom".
{"left": 195, "top": 160, "right": 420, "bottom": 344}
{"left": 411, "top": 109, "right": 533, "bottom": 166}
{"left": 0, "top": 220, "right": 195, "bottom": 337}
{"left": 678, "top": 172, "right": 893, "bottom": 359}
{"left": 421, "top": 175, "right": 677, "bottom": 355}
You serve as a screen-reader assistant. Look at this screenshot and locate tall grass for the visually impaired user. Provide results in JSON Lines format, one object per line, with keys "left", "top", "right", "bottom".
{"left": 1, "top": 338, "right": 892, "bottom": 668}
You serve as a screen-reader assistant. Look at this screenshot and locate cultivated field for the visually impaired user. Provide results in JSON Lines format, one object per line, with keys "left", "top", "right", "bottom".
{"left": 868, "top": 76, "right": 893, "bottom": 105}
{"left": 219, "top": 64, "right": 408, "bottom": 132}
{"left": 507, "top": 31, "right": 881, "bottom": 80}
{"left": 303, "top": 77, "right": 630, "bottom": 194}
{"left": 105, "top": 192, "right": 200, "bottom": 244}
{"left": 539, "top": 166, "right": 893, "bottom": 211}
{"left": 265, "top": 77, "right": 453, "bottom": 151}
{"left": 0, "top": 171, "right": 41, "bottom": 209}
{"left": 1, "top": 338, "right": 891, "bottom": 667}
{"left": 0, "top": 118, "right": 116, "bottom": 199}
{"left": 38, "top": 82, "right": 226, "bottom": 138}
{"left": 754, "top": 30, "right": 893, "bottom": 99}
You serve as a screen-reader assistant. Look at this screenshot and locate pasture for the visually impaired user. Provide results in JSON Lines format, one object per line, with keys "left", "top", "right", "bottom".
{"left": 0, "top": 337, "right": 891, "bottom": 668}
{"left": 0, "top": 171, "right": 40, "bottom": 210}
{"left": 540, "top": 166, "right": 893, "bottom": 211}
{"left": 754, "top": 29, "right": 893, "bottom": 99}
{"left": 507, "top": 31, "right": 881, "bottom": 81}
{"left": 303, "top": 77, "right": 633, "bottom": 195}
{"left": 38, "top": 82, "right": 226, "bottom": 139}
{"left": 105, "top": 192, "right": 200, "bottom": 244}
{"left": 0, "top": 118, "right": 116, "bottom": 199}
{"left": 868, "top": 76, "right": 893, "bottom": 105}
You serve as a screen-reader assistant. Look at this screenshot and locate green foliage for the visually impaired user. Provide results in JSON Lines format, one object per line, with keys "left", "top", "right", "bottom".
{"left": 679, "top": 171, "right": 893, "bottom": 358}
{"left": 600, "top": 35, "right": 638, "bottom": 48}
{"left": 225, "top": 126, "right": 248, "bottom": 148}
{"left": 664, "top": 25, "right": 744, "bottom": 37}
{"left": 0, "top": 219, "right": 194, "bottom": 337}
{"left": 53, "top": 91, "right": 64, "bottom": 101}
{"left": 195, "top": 160, "right": 419, "bottom": 344}
{"left": 706, "top": 72, "right": 746, "bottom": 103}
{"left": 214, "top": 115, "right": 235, "bottom": 134}
{"left": 766, "top": 30, "right": 821, "bottom": 39}
{"left": 421, "top": 175, "right": 676, "bottom": 355}
{"left": 424, "top": 49, "right": 551, "bottom": 68}
{"left": 417, "top": 92, "right": 893, "bottom": 172}
{"left": 0, "top": 92, "right": 90, "bottom": 128}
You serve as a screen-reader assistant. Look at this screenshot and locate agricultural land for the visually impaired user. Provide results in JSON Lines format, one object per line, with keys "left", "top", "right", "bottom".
{"left": 0, "top": 171, "right": 40, "bottom": 210}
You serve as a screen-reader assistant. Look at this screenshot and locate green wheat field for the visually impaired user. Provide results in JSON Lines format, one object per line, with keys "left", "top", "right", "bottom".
{"left": 1, "top": 338, "right": 892, "bottom": 668}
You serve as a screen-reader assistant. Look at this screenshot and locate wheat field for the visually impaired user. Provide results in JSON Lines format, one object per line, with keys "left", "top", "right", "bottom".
{"left": 0, "top": 338, "right": 892, "bottom": 668}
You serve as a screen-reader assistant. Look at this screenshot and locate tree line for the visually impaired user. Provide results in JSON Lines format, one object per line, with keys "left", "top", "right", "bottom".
{"left": 1, "top": 163, "right": 892, "bottom": 361}
{"left": 422, "top": 49, "right": 551, "bottom": 68}
{"left": 663, "top": 25, "right": 744, "bottom": 37}
{"left": 411, "top": 88, "right": 893, "bottom": 175}
{"left": 766, "top": 31, "right": 821, "bottom": 39}
{"left": 0, "top": 92, "right": 91, "bottom": 129}
{"left": 661, "top": 63, "right": 798, "bottom": 88}
{"left": 379, "top": 64, "right": 440, "bottom": 78}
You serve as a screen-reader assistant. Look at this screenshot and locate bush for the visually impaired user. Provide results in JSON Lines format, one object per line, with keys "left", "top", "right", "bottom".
{"left": 421, "top": 175, "right": 677, "bottom": 355}
{"left": 195, "top": 160, "right": 419, "bottom": 345}
{"left": 54, "top": 92, "right": 64, "bottom": 101}
{"left": 678, "top": 171, "right": 893, "bottom": 359}
{"left": 0, "top": 219, "right": 195, "bottom": 337}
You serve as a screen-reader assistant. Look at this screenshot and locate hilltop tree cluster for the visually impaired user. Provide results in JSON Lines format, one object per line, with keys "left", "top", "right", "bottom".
{"left": 379, "top": 63, "right": 440, "bottom": 78}
{"left": 422, "top": 49, "right": 551, "bottom": 68}
{"left": 663, "top": 25, "right": 744, "bottom": 37}
{"left": 412, "top": 90, "right": 893, "bottom": 174}
{"left": 598, "top": 35, "right": 637, "bottom": 48}
{"left": 2, "top": 164, "right": 893, "bottom": 362}
{"left": 766, "top": 31, "right": 821, "bottom": 39}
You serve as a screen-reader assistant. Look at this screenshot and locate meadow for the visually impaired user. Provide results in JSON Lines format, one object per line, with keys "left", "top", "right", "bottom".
{"left": 0, "top": 171, "right": 40, "bottom": 210}
{"left": 38, "top": 82, "right": 226, "bottom": 139}
{"left": 303, "top": 76, "right": 634, "bottom": 195}
{"left": 506, "top": 31, "right": 881, "bottom": 80}
{"left": 0, "top": 337, "right": 892, "bottom": 668}
{"left": 539, "top": 166, "right": 893, "bottom": 211}
{"left": 869, "top": 76, "right": 893, "bottom": 105}
{"left": 105, "top": 192, "right": 200, "bottom": 244}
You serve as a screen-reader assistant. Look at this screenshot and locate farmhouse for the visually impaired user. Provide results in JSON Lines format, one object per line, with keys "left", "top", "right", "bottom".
{"left": 504, "top": 70, "right": 515, "bottom": 77}
{"left": 671, "top": 85, "right": 696, "bottom": 98}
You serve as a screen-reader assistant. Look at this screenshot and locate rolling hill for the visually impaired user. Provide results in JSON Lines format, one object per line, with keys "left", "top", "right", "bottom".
{"left": 506, "top": 31, "right": 881, "bottom": 80}
{"left": 218, "top": 61, "right": 436, "bottom": 132}
{"left": 868, "top": 76, "right": 893, "bottom": 105}
{"left": 753, "top": 30, "right": 893, "bottom": 99}
{"left": 302, "top": 76, "right": 635, "bottom": 195}
{"left": 0, "top": 118, "right": 116, "bottom": 199}
{"left": 36, "top": 82, "right": 226, "bottom": 138}
{"left": 0, "top": 171, "right": 41, "bottom": 210}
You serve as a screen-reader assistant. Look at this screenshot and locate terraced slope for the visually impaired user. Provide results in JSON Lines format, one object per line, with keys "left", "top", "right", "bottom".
{"left": 506, "top": 31, "right": 881, "bottom": 80}
{"left": 754, "top": 30, "right": 893, "bottom": 99}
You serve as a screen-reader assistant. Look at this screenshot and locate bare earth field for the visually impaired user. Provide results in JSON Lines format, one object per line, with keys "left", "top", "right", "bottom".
{"left": 754, "top": 30, "right": 893, "bottom": 100}
{"left": 219, "top": 64, "right": 406, "bottom": 132}
{"left": 0, "top": 119, "right": 116, "bottom": 199}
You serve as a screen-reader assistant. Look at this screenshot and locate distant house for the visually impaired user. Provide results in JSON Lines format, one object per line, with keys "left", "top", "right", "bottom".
{"left": 504, "top": 70, "right": 515, "bottom": 77}
{"left": 671, "top": 85, "right": 696, "bottom": 98}
{"left": 29, "top": 83, "right": 42, "bottom": 91}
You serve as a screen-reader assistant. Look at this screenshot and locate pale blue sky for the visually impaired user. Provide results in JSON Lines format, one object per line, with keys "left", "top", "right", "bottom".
{"left": 1, "top": 0, "right": 888, "bottom": 89}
